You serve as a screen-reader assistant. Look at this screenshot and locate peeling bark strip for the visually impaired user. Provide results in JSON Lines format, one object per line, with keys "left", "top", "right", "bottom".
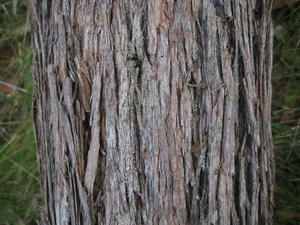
{"left": 31, "top": 1, "right": 274, "bottom": 225}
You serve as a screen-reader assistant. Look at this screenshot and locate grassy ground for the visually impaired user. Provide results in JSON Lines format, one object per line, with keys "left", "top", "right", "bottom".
{"left": 0, "top": 1, "right": 299, "bottom": 225}
{"left": 0, "top": 1, "right": 40, "bottom": 225}
{"left": 272, "top": 4, "right": 300, "bottom": 225}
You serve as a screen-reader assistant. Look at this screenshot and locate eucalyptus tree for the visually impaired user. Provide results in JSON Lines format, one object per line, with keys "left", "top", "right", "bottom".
{"left": 31, "top": 1, "right": 274, "bottom": 224}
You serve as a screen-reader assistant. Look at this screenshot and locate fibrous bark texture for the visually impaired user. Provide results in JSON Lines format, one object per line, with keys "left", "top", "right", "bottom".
{"left": 31, "top": 1, "right": 274, "bottom": 225}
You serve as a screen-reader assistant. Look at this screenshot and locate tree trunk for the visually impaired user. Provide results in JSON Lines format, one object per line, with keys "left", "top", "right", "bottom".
{"left": 31, "top": 1, "right": 274, "bottom": 225}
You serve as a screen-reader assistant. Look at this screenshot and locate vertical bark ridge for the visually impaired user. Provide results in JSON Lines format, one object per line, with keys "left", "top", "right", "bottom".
{"left": 32, "top": 0, "right": 274, "bottom": 224}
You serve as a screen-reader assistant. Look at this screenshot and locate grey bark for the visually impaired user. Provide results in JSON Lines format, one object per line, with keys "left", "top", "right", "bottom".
{"left": 31, "top": 1, "right": 274, "bottom": 225}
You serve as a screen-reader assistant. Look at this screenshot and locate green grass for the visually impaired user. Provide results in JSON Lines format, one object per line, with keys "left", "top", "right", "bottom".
{"left": 0, "top": 1, "right": 299, "bottom": 225}
{"left": 272, "top": 4, "right": 300, "bottom": 225}
{"left": 0, "top": 1, "right": 40, "bottom": 225}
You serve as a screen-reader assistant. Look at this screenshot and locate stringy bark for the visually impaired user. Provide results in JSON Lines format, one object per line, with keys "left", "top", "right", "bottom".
{"left": 31, "top": 0, "right": 274, "bottom": 224}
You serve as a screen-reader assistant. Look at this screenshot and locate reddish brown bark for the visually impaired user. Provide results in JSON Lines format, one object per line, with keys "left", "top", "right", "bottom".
{"left": 31, "top": 1, "right": 274, "bottom": 225}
